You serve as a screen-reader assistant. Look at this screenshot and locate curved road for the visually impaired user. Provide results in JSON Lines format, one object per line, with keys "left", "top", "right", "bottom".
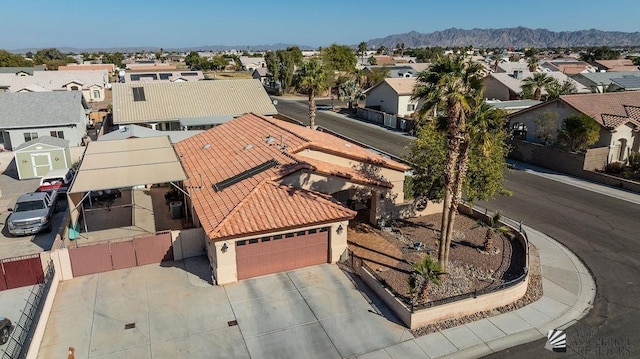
{"left": 276, "top": 98, "right": 640, "bottom": 357}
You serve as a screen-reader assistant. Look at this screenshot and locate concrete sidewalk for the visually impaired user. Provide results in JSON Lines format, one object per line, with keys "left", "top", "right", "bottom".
{"left": 357, "top": 225, "right": 596, "bottom": 359}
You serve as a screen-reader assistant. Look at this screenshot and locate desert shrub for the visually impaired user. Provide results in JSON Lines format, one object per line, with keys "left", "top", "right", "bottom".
{"left": 628, "top": 151, "right": 640, "bottom": 172}
{"left": 605, "top": 162, "right": 625, "bottom": 174}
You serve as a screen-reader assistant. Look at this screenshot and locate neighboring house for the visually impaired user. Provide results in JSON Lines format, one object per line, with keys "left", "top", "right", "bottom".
{"left": 174, "top": 113, "right": 410, "bottom": 284}
{"left": 125, "top": 63, "right": 177, "bottom": 71}
{"left": 99, "top": 124, "right": 202, "bottom": 143}
{"left": 111, "top": 79, "right": 277, "bottom": 130}
{"left": 58, "top": 64, "right": 115, "bottom": 73}
{"left": 0, "top": 91, "right": 89, "bottom": 151}
{"left": 483, "top": 70, "right": 590, "bottom": 101}
{"left": 507, "top": 92, "right": 640, "bottom": 163}
{"left": 573, "top": 72, "right": 640, "bottom": 92}
{"left": 0, "top": 65, "right": 45, "bottom": 76}
{"left": 123, "top": 71, "right": 204, "bottom": 83}
{"left": 494, "top": 61, "right": 529, "bottom": 74}
{"left": 0, "top": 70, "right": 109, "bottom": 103}
{"left": 540, "top": 59, "right": 595, "bottom": 75}
{"left": 363, "top": 65, "right": 420, "bottom": 78}
{"left": 251, "top": 67, "right": 273, "bottom": 86}
{"left": 486, "top": 99, "right": 542, "bottom": 114}
{"left": 13, "top": 136, "right": 72, "bottom": 179}
{"left": 593, "top": 59, "right": 639, "bottom": 72}
{"left": 238, "top": 57, "right": 266, "bottom": 71}
{"left": 365, "top": 78, "right": 419, "bottom": 117}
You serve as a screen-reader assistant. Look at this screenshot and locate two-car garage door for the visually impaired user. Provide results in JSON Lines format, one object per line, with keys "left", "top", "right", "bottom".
{"left": 236, "top": 227, "right": 330, "bottom": 280}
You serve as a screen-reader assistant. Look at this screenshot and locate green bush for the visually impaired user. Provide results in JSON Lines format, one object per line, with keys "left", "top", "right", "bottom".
{"left": 605, "top": 162, "right": 625, "bottom": 174}
{"left": 628, "top": 151, "right": 640, "bottom": 172}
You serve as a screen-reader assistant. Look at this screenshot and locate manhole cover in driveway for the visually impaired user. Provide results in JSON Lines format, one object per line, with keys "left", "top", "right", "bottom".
{"left": 124, "top": 323, "right": 136, "bottom": 330}
{"left": 227, "top": 320, "right": 238, "bottom": 327}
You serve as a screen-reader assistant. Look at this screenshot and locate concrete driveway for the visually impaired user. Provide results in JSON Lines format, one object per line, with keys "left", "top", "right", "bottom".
{"left": 37, "top": 258, "right": 413, "bottom": 359}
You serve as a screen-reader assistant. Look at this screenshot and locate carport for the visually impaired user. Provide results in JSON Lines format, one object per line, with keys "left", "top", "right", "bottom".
{"left": 67, "top": 136, "right": 188, "bottom": 241}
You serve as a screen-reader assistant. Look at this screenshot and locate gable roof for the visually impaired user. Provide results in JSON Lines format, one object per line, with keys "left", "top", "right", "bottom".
{"left": 487, "top": 71, "right": 590, "bottom": 95}
{"left": 0, "top": 66, "right": 45, "bottom": 75}
{"left": 367, "top": 78, "right": 417, "bottom": 96}
{"left": 15, "top": 135, "right": 70, "bottom": 151}
{"left": 0, "top": 92, "right": 89, "bottom": 128}
{"left": 576, "top": 71, "right": 640, "bottom": 88}
{"left": 111, "top": 79, "right": 277, "bottom": 125}
{"left": 0, "top": 70, "right": 108, "bottom": 92}
{"left": 174, "top": 113, "right": 407, "bottom": 240}
{"left": 594, "top": 59, "right": 639, "bottom": 72}
{"left": 560, "top": 92, "right": 640, "bottom": 129}
{"left": 509, "top": 92, "right": 640, "bottom": 130}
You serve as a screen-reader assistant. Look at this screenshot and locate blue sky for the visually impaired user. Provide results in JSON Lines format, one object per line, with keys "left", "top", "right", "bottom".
{"left": 2, "top": 0, "right": 639, "bottom": 50}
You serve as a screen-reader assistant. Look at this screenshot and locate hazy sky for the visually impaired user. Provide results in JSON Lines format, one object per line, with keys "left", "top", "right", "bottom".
{"left": 2, "top": 0, "right": 639, "bottom": 49}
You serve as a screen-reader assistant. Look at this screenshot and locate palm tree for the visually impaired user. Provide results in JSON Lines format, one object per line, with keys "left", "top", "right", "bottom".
{"left": 357, "top": 42, "right": 368, "bottom": 65}
{"left": 526, "top": 56, "right": 539, "bottom": 72}
{"left": 412, "top": 56, "right": 484, "bottom": 271}
{"left": 521, "top": 73, "right": 556, "bottom": 101}
{"left": 408, "top": 255, "right": 444, "bottom": 306}
{"left": 476, "top": 213, "right": 509, "bottom": 253}
{"left": 590, "top": 82, "right": 621, "bottom": 93}
{"left": 490, "top": 54, "right": 504, "bottom": 72}
{"left": 297, "top": 59, "right": 327, "bottom": 130}
{"left": 546, "top": 79, "right": 577, "bottom": 99}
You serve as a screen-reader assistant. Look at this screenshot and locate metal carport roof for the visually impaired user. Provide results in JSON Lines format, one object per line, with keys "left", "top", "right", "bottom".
{"left": 69, "top": 136, "right": 187, "bottom": 194}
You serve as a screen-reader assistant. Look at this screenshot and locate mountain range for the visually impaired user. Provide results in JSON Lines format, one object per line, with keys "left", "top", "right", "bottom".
{"left": 9, "top": 27, "right": 640, "bottom": 53}
{"left": 366, "top": 27, "right": 640, "bottom": 48}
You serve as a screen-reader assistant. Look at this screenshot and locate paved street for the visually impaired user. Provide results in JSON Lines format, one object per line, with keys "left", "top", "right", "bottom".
{"left": 275, "top": 98, "right": 640, "bottom": 357}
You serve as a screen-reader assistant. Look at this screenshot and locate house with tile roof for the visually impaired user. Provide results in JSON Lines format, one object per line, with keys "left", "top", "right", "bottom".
{"left": 0, "top": 92, "right": 90, "bottom": 150}
{"left": 593, "top": 59, "right": 639, "bottom": 72}
{"left": 111, "top": 79, "right": 277, "bottom": 131}
{"left": 0, "top": 69, "right": 109, "bottom": 103}
{"left": 508, "top": 92, "right": 640, "bottom": 163}
{"left": 123, "top": 71, "right": 204, "bottom": 83}
{"left": 174, "top": 113, "right": 411, "bottom": 284}
{"left": 364, "top": 78, "right": 419, "bottom": 117}
{"left": 483, "top": 70, "right": 590, "bottom": 101}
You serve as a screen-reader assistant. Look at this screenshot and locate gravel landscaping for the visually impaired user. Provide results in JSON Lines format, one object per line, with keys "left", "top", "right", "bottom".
{"left": 347, "top": 211, "right": 543, "bottom": 335}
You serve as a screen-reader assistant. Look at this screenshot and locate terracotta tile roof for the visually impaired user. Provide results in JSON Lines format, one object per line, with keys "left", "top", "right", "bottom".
{"left": 212, "top": 181, "right": 355, "bottom": 239}
{"left": 595, "top": 59, "right": 638, "bottom": 72}
{"left": 174, "top": 113, "right": 405, "bottom": 240}
{"left": 560, "top": 92, "right": 640, "bottom": 129}
{"left": 298, "top": 156, "right": 393, "bottom": 189}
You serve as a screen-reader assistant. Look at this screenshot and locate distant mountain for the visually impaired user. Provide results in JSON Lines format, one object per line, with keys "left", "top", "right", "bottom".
{"left": 366, "top": 27, "right": 640, "bottom": 48}
{"left": 9, "top": 43, "right": 313, "bottom": 54}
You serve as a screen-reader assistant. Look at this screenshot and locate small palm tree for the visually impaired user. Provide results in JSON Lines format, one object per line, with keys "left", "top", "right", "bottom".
{"left": 408, "top": 255, "right": 445, "bottom": 305}
{"left": 478, "top": 213, "right": 510, "bottom": 253}
{"left": 590, "top": 82, "right": 621, "bottom": 93}
{"left": 521, "top": 73, "right": 556, "bottom": 101}
{"left": 297, "top": 59, "right": 327, "bottom": 129}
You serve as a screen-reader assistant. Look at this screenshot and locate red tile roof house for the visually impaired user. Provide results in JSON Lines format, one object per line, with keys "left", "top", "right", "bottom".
{"left": 174, "top": 113, "right": 413, "bottom": 284}
{"left": 507, "top": 92, "right": 640, "bottom": 164}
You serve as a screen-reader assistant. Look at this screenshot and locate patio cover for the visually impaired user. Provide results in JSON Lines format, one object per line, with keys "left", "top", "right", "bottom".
{"left": 69, "top": 136, "right": 187, "bottom": 194}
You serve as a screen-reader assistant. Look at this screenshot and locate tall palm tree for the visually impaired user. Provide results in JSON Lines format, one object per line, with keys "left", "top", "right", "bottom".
{"left": 521, "top": 73, "right": 556, "bottom": 101}
{"left": 526, "top": 56, "right": 539, "bottom": 72}
{"left": 408, "top": 255, "right": 444, "bottom": 305}
{"left": 412, "top": 56, "right": 484, "bottom": 271}
{"left": 357, "top": 42, "right": 368, "bottom": 65}
{"left": 297, "top": 59, "right": 327, "bottom": 130}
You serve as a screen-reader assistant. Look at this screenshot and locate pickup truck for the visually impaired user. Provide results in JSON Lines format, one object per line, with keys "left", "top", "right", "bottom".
{"left": 6, "top": 191, "right": 58, "bottom": 236}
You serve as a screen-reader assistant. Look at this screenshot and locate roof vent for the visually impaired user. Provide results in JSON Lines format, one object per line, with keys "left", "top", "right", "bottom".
{"left": 203, "top": 144, "right": 211, "bottom": 150}
{"left": 265, "top": 135, "right": 276, "bottom": 145}
{"left": 243, "top": 144, "right": 254, "bottom": 150}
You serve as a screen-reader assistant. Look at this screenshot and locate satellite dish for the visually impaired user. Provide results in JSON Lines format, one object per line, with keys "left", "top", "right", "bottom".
{"left": 118, "top": 70, "right": 125, "bottom": 77}
{"left": 272, "top": 99, "right": 278, "bottom": 106}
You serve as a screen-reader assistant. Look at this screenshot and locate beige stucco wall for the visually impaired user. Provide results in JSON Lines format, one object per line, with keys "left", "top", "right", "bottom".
{"left": 293, "top": 149, "right": 406, "bottom": 203}
{"left": 88, "top": 85, "right": 105, "bottom": 102}
{"left": 171, "top": 227, "right": 205, "bottom": 260}
{"left": 483, "top": 76, "right": 511, "bottom": 101}
{"left": 365, "top": 82, "right": 399, "bottom": 114}
{"left": 211, "top": 221, "right": 348, "bottom": 285}
{"left": 509, "top": 102, "right": 579, "bottom": 143}
{"left": 608, "top": 123, "right": 638, "bottom": 162}
{"left": 397, "top": 95, "right": 418, "bottom": 117}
